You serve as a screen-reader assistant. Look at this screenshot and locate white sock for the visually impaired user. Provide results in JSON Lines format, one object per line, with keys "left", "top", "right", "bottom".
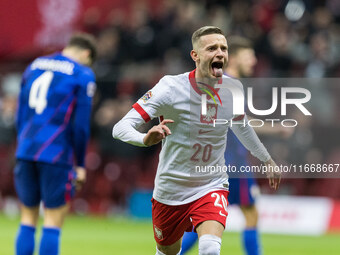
{"left": 155, "top": 247, "right": 166, "bottom": 255}
{"left": 155, "top": 246, "right": 182, "bottom": 255}
{"left": 198, "top": 234, "right": 221, "bottom": 255}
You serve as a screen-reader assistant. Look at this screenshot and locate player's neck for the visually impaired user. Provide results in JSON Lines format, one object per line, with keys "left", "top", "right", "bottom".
{"left": 195, "top": 68, "right": 220, "bottom": 86}
{"left": 62, "top": 48, "right": 81, "bottom": 64}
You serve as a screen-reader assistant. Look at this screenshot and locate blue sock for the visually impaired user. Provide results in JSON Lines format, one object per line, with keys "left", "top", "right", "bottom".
{"left": 181, "top": 231, "right": 198, "bottom": 254}
{"left": 39, "top": 227, "right": 61, "bottom": 255}
{"left": 242, "top": 228, "right": 262, "bottom": 255}
{"left": 16, "top": 224, "right": 36, "bottom": 255}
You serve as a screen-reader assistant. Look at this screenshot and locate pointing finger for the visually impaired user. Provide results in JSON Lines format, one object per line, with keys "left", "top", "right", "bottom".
{"left": 161, "top": 119, "right": 174, "bottom": 125}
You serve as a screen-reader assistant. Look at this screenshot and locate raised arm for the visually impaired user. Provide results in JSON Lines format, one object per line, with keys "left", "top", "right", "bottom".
{"left": 112, "top": 109, "right": 173, "bottom": 147}
{"left": 112, "top": 108, "right": 148, "bottom": 147}
{"left": 113, "top": 76, "right": 173, "bottom": 147}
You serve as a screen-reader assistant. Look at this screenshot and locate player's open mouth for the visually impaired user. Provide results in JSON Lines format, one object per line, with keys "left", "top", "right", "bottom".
{"left": 211, "top": 61, "right": 223, "bottom": 77}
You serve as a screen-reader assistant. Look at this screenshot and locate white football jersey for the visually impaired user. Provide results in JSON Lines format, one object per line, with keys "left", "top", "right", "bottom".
{"left": 113, "top": 70, "right": 271, "bottom": 205}
{"left": 131, "top": 70, "right": 256, "bottom": 205}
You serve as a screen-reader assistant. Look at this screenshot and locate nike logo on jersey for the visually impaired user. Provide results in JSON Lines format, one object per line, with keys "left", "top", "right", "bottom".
{"left": 198, "top": 129, "right": 213, "bottom": 134}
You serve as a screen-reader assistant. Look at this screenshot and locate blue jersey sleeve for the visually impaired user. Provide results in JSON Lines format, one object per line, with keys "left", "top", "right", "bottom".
{"left": 72, "top": 71, "right": 96, "bottom": 167}
{"left": 15, "top": 66, "right": 31, "bottom": 132}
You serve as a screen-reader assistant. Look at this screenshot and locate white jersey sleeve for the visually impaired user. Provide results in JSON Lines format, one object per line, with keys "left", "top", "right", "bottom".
{"left": 230, "top": 115, "right": 271, "bottom": 162}
{"left": 112, "top": 108, "right": 147, "bottom": 147}
{"left": 112, "top": 76, "right": 173, "bottom": 147}
{"left": 132, "top": 76, "right": 173, "bottom": 122}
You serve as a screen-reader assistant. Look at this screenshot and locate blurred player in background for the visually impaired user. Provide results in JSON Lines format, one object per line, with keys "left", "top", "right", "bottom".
{"left": 14, "top": 33, "right": 96, "bottom": 255}
{"left": 181, "top": 37, "right": 292, "bottom": 255}
{"left": 113, "top": 26, "right": 280, "bottom": 255}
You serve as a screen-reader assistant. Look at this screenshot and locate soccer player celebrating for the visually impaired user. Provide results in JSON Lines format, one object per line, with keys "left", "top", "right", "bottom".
{"left": 180, "top": 36, "right": 288, "bottom": 255}
{"left": 14, "top": 33, "right": 96, "bottom": 255}
{"left": 113, "top": 26, "right": 280, "bottom": 255}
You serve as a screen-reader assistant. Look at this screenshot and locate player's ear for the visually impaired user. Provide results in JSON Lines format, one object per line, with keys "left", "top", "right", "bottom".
{"left": 190, "top": 49, "right": 198, "bottom": 62}
{"left": 81, "top": 49, "right": 92, "bottom": 66}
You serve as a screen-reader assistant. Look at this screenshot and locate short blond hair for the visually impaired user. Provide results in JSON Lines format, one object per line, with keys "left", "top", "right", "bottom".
{"left": 192, "top": 26, "right": 225, "bottom": 48}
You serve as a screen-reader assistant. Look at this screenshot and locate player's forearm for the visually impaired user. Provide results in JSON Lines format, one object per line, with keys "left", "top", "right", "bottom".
{"left": 230, "top": 116, "right": 271, "bottom": 162}
{"left": 112, "top": 109, "right": 147, "bottom": 147}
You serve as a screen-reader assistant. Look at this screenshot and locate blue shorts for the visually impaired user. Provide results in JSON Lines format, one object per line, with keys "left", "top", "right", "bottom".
{"left": 14, "top": 159, "right": 76, "bottom": 208}
{"left": 228, "top": 178, "right": 259, "bottom": 206}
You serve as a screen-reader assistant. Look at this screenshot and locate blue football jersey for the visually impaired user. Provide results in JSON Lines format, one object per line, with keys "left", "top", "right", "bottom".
{"left": 16, "top": 53, "right": 96, "bottom": 167}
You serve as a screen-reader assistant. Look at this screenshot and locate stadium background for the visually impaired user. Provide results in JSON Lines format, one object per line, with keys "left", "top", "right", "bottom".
{"left": 0, "top": 0, "right": 340, "bottom": 254}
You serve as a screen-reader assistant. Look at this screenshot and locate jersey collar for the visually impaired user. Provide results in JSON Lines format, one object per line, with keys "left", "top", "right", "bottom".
{"left": 188, "top": 69, "right": 222, "bottom": 97}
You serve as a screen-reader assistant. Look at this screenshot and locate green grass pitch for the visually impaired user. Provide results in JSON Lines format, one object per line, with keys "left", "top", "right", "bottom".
{"left": 1, "top": 213, "right": 339, "bottom": 255}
